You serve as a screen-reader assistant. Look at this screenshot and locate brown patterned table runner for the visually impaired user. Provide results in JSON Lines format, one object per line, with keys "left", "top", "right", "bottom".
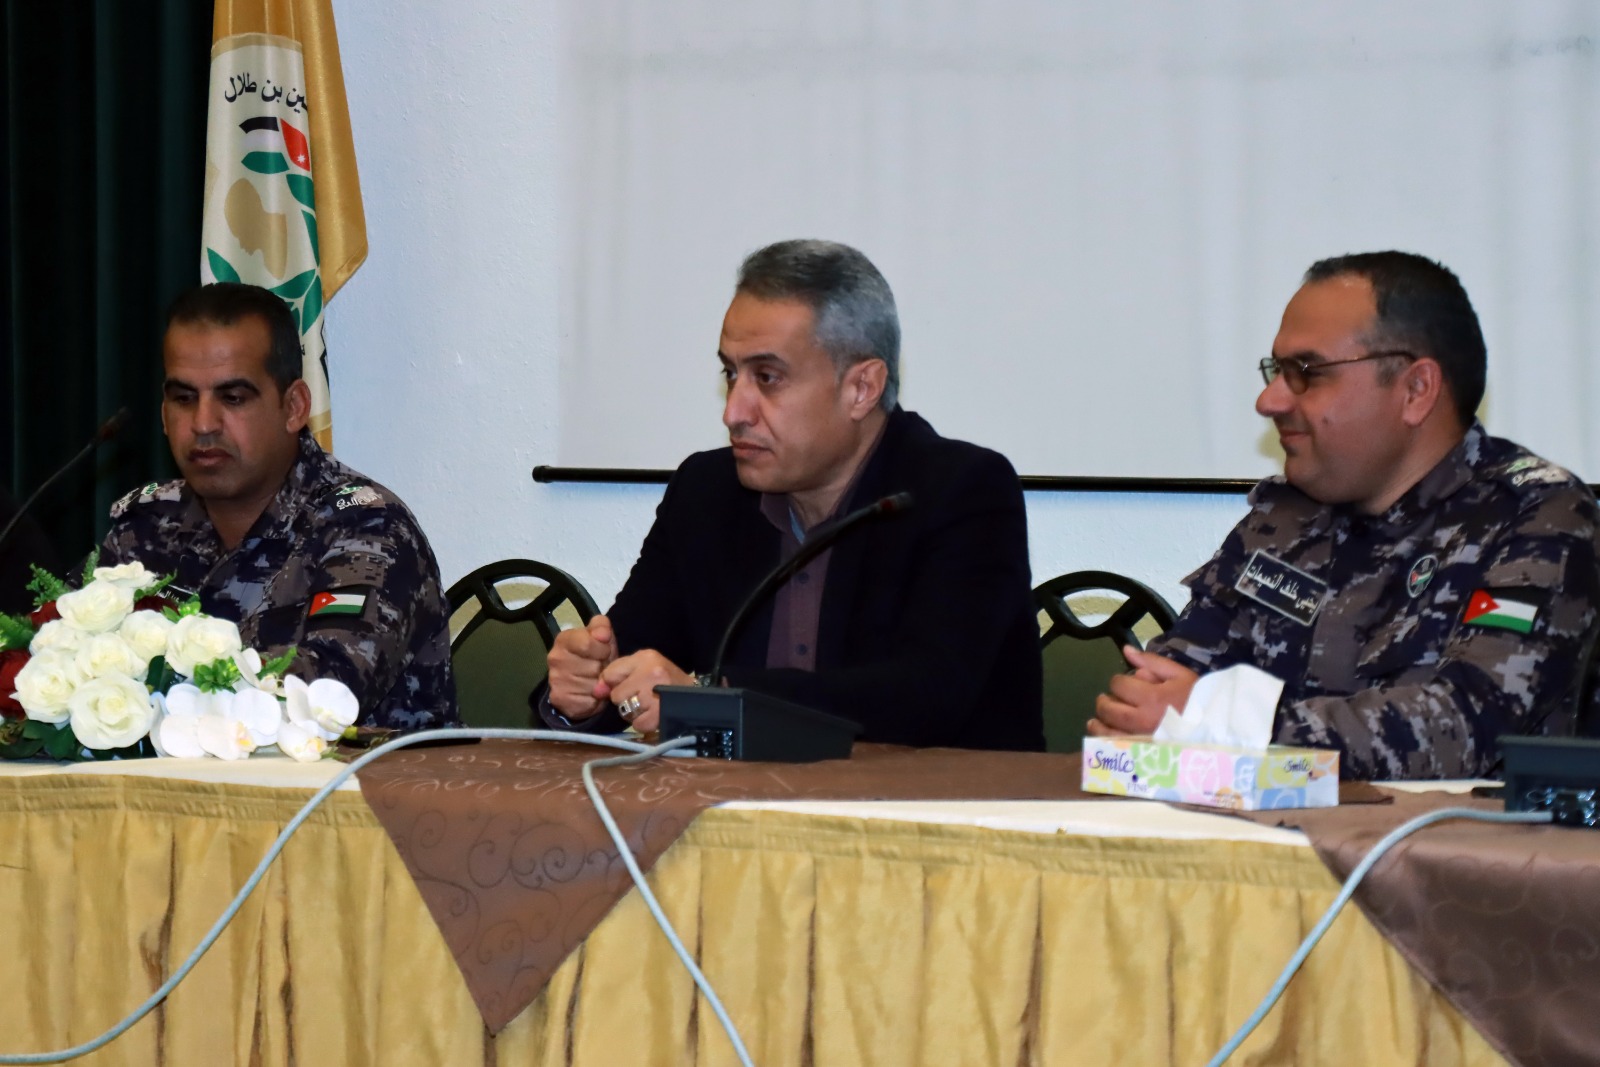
{"left": 355, "top": 740, "right": 1092, "bottom": 1031}
{"left": 1246, "top": 790, "right": 1600, "bottom": 1067}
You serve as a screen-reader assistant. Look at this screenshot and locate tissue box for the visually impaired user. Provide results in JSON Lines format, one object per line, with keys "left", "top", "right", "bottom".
{"left": 1081, "top": 736, "right": 1339, "bottom": 810}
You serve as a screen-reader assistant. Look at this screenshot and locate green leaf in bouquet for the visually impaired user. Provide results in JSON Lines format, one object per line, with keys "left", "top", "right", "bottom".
{"left": 89, "top": 738, "right": 155, "bottom": 761}
{"left": 79, "top": 548, "right": 101, "bottom": 586}
{"left": 193, "top": 657, "right": 242, "bottom": 693}
{"left": 0, "top": 737, "right": 44, "bottom": 760}
{"left": 260, "top": 647, "right": 297, "bottom": 678}
{"left": 146, "top": 655, "right": 176, "bottom": 694}
{"left": 0, "top": 613, "right": 35, "bottom": 651}
{"left": 42, "top": 723, "right": 83, "bottom": 761}
{"left": 175, "top": 597, "right": 203, "bottom": 619}
{"left": 26, "top": 565, "right": 68, "bottom": 606}
{"left": 21, "top": 720, "right": 53, "bottom": 741}
{"left": 134, "top": 573, "right": 177, "bottom": 601}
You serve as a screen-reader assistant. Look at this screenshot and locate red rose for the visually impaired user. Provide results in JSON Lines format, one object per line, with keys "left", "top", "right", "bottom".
{"left": 28, "top": 601, "right": 58, "bottom": 627}
{"left": 0, "top": 650, "right": 29, "bottom": 721}
{"left": 134, "top": 595, "right": 176, "bottom": 614}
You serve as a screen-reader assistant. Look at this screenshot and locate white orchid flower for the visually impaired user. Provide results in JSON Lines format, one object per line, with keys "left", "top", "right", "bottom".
{"left": 163, "top": 682, "right": 234, "bottom": 720}
{"left": 276, "top": 720, "right": 329, "bottom": 763}
{"left": 196, "top": 715, "right": 255, "bottom": 760}
{"left": 231, "top": 649, "right": 286, "bottom": 699}
{"left": 231, "top": 687, "right": 282, "bottom": 747}
{"left": 283, "top": 675, "right": 359, "bottom": 741}
{"left": 155, "top": 711, "right": 206, "bottom": 759}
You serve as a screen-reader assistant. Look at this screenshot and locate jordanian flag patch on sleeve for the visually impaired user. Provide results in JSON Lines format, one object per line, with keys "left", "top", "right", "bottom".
{"left": 308, "top": 588, "right": 370, "bottom": 620}
{"left": 1463, "top": 589, "right": 1540, "bottom": 634}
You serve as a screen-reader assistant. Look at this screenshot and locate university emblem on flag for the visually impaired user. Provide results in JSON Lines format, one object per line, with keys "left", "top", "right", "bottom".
{"left": 202, "top": 34, "right": 333, "bottom": 445}
{"left": 1463, "top": 589, "right": 1539, "bottom": 634}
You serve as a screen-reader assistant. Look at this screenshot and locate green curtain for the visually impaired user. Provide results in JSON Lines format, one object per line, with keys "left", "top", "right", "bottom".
{"left": 2, "top": 0, "right": 210, "bottom": 566}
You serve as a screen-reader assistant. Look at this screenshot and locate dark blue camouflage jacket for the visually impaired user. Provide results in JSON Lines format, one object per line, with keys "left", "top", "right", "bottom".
{"left": 100, "top": 431, "right": 459, "bottom": 731}
{"left": 1149, "top": 423, "right": 1600, "bottom": 779}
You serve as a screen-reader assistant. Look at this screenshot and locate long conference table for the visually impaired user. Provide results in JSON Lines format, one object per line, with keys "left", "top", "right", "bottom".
{"left": 0, "top": 757, "right": 1504, "bottom": 1067}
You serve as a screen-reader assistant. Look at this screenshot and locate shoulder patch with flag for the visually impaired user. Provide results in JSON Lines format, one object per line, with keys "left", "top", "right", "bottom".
{"left": 1463, "top": 589, "right": 1541, "bottom": 634}
{"left": 308, "top": 587, "right": 370, "bottom": 622}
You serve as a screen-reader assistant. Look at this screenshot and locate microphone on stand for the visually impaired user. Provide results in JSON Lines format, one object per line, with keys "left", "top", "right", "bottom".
{"left": 656, "top": 491, "right": 915, "bottom": 762}
{"left": 0, "top": 408, "right": 130, "bottom": 554}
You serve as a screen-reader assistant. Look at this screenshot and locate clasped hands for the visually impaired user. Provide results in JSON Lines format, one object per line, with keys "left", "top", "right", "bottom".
{"left": 546, "top": 615, "right": 694, "bottom": 733}
{"left": 1088, "top": 645, "right": 1199, "bottom": 737}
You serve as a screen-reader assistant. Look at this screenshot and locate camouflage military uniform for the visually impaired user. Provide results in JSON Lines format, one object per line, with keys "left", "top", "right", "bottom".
{"left": 1149, "top": 423, "right": 1600, "bottom": 779}
{"left": 101, "top": 431, "right": 459, "bottom": 731}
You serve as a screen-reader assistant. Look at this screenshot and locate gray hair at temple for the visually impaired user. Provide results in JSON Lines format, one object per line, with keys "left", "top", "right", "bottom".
{"left": 735, "top": 239, "right": 902, "bottom": 411}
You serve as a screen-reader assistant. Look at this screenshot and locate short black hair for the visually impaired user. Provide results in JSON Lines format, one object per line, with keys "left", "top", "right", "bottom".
{"left": 164, "top": 282, "right": 303, "bottom": 393}
{"left": 1303, "top": 251, "right": 1486, "bottom": 426}
{"left": 736, "top": 239, "right": 901, "bottom": 410}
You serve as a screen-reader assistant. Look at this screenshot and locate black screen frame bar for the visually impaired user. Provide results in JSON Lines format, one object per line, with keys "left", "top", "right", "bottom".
{"left": 533, "top": 465, "right": 1259, "bottom": 494}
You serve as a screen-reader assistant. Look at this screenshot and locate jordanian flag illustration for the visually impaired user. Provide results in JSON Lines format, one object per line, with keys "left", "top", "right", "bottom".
{"left": 1463, "top": 590, "right": 1538, "bottom": 634}
{"left": 309, "top": 590, "right": 366, "bottom": 617}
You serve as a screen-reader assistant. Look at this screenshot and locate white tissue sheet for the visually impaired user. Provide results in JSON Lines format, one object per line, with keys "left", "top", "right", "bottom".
{"left": 1153, "top": 664, "right": 1285, "bottom": 750}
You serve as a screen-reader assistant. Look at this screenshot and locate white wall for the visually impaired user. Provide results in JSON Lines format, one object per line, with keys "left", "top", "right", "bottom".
{"left": 327, "top": 1, "right": 1247, "bottom": 616}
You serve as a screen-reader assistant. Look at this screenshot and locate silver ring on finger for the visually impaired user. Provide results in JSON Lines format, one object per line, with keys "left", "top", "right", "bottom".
{"left": 618, "top": 694, "right": 644, "bottom": 722}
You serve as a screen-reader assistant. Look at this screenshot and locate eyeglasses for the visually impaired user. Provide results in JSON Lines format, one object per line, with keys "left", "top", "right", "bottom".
{"left": 1257, "top": 349, "right": 1418, "bottom": 395}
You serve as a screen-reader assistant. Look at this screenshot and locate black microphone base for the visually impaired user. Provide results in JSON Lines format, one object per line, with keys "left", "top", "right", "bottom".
{"left": 1501, "top": 735, "right": 1600, "bottom": 829}
{"left": 655, "top": 686, "right": 861, "bottom": 762}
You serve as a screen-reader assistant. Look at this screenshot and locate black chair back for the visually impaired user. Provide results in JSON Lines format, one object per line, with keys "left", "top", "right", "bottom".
{"left": 446, "top": 559, "right": 601, "bottom": 729}
{"left": 1034, "top": 570, "right": 1178, "bottom": 754}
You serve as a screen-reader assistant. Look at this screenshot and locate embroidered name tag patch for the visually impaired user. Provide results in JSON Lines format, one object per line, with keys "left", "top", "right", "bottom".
{"left": 1463, "top": 589, "right": 1541, "bottom": 634}
{"left": 1234, "top": 550, "right": 1329, "bottom": 627}
{"left": 307, "top": 587, "right": 372, "bottom": 625}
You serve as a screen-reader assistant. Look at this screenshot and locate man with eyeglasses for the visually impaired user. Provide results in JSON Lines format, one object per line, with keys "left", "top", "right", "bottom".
{"left": 1092, "top": 251, "right": 1600, "bottom": 779}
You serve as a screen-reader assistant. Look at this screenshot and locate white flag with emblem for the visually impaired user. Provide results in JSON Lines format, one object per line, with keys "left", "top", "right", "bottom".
{"left": 201, "top": 0, "right": 366, "bottom": 453}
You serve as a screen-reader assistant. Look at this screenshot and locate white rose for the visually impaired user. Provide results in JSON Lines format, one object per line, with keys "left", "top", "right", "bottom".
{"left": 54, "top": 579, "right": 135, "bottom": 635}
{"left": 275, "top": 720, "right": 328, "bottom": 763}
{"left": 284, "top": 675, "right": 359, "bottom": 741}
{"left": 12, "top": 652, "right": 83, "bottom": 723}
{"left": 74, "top": 633, "right": 148, "bottom": 682}
{"left": 118, "top": 611, "right": 175, "bottom": 664}
{"left": 68, "top": 674, "right": 156, "bottom": 750}
{"left": 91, "top": 561, "right": 162, "bottom": 592}
{"left": 30, "top": 620, "right": 85, "bottom": 656}
{"left": 165, "top": 615, "right": 244, "bottom": 677}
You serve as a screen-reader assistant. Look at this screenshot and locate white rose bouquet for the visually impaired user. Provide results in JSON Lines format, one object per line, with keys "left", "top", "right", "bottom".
{"left": 0, "top": 553, "right": 358, "bottom": 763}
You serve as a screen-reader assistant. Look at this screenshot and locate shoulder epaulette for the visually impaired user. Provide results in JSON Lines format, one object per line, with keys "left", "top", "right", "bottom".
{"left": 108, "top": 479, "right": 183, "bottom": 519}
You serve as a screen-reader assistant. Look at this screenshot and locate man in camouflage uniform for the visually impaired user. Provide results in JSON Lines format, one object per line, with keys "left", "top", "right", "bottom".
{"left": 1094, "top": 252, "right": 1600, "bottom": 779}
{"left": 100, "top": 283, "right": 457, "bottom": 731}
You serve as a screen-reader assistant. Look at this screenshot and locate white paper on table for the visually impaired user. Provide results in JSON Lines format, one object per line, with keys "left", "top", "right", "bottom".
{"left": 1152, "top": 663, "right": 1284, "bottom": 749}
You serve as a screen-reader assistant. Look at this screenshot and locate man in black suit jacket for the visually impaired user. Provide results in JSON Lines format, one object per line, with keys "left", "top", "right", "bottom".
{"left": 544, "top": 240, "right": 1043, "bottom": 751}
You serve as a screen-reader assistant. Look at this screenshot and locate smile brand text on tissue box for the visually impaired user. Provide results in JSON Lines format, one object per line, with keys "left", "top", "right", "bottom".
{"left": 1081, "top": 736, "right": 1339, "bottom": 810}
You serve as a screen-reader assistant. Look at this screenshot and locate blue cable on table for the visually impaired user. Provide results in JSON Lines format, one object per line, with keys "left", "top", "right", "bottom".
{"left": 0, "top": 728, "right": 753, "bottom": 1067}
{"left": 1203, "top": 805, "right": 1554, "bottom": 1067}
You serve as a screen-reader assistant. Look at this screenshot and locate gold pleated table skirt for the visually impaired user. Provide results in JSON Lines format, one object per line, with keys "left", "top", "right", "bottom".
{"left": 0, "top": 772, "right": 1503, "bottom": 1066}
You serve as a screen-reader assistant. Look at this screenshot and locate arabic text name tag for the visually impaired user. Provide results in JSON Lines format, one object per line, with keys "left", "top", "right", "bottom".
{"left": 1234, "top": 550, "right": 1328, "bottom": 627}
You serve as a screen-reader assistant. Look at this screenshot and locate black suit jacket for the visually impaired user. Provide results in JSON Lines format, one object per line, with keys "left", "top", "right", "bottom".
{"left": 604, "top": 408, "right": 1044, "bottom": 751}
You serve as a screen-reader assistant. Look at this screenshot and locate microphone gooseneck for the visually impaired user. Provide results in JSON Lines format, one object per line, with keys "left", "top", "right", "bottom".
{"left": 0, "top": 408, "right": 130, "bottom": 555}
{"left": 707, "top": 491, "right": 913, "bottom": 684}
